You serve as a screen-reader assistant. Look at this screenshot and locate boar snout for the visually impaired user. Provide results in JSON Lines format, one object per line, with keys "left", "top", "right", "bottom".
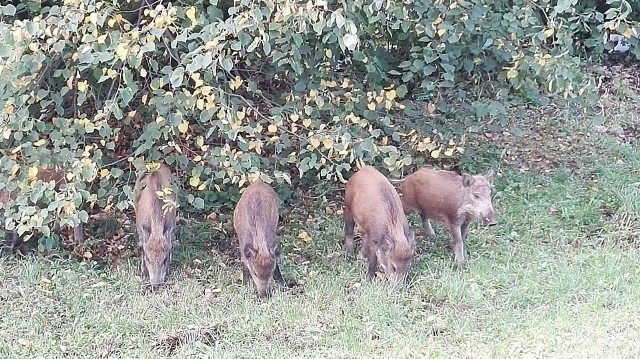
{"left": 255, "top": 280, "right": 271, "bottom": 298}
{"left": 483, "top": 209, "right": 497, "bottom": 227}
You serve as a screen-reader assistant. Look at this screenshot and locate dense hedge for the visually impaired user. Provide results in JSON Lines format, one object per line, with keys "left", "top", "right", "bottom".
{"left": 0, "top": 0, "right": 637, "bottom": 244}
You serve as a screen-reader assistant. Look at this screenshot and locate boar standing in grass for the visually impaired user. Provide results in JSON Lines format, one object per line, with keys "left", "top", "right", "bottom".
{"left": 233, "top": 180, "right": 285, "bottom": 298}
{"left": 134, "top": 164, "right": 177, "bottom": 289}
{"left": 344, "top": 165, "right": 416, "bottom": 281}
{"left": 1, "top": 167, "right": 85, "bottom": 253}
{"left": 391, "top": 168, "right": 496, "bottom": 262}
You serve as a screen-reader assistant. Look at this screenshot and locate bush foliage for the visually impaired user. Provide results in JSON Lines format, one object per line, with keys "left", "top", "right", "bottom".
{"left": 0, "top": 0, "right": 637, "bottom": 242}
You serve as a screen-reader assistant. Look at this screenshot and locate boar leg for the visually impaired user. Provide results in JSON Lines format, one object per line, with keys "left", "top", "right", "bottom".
{"left": 449, "top": 224, "right": 465, "bottom": 262}
{"left": 361, "top": 239, "right": 378, "bottom": 280}
{"left": 242, "top": 263, "right": 251, "bottom": 285}
{"left": 343, "top": 206, "right": 356, "bottom": 257}
{"left": 365, "top": 254, "right": 378, "bottom": 281}
{"left": 73, "top": 224, "right": 85, "bottom": 243}
{"left": 2, "top": 231, "right": 17, "bottom": 252}
{"left": 460, "top": 219, "right": 472, "bottom": 241}
{"left": 421, "top": 212, "right": 436, "bottom": 238}
{"left": 141, "top": 251, "right": 149, "bottom": 280}
{"left": 273, "top": 263, "right": 285, "bottom": 285}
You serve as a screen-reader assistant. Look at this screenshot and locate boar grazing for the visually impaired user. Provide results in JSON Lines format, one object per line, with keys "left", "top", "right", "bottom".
{"left": 134, "top": 164, "right": 177, "bottom": 289}
{"left": 233, "top": 180, "right": 285, "bottom": 298}
{"left": 344, "top": 165, "right": 416, "bottom": 281}
{"left": 1, "top": 167, "right": 85, "bottom": 252}
{"left": 392, "top": 168, "right": 496, "bottom": 262}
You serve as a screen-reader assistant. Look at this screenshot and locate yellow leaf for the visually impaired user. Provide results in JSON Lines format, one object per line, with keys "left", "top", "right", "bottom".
{"left": 156, "top": 116, "right": 165, "bottom": 124}
{"left": 97, "top": 35, "right": 107, "bottom": 44}
{"left": 309, "top": 138, "right": 320, "bottom": 148}
{"left": 303, "top": 118, "right": 312, "bottom": 127}
{"left": 4, "top": 104, "right": 14, "bottom": 114}
{"left": 196, "top": 98, "right": 204, "bottom": 110}
{"left": 430, "top": 148, "right": 441, "bottom": 159}
{"left": 2, "top": 128, "right": 11, "bottom": 140}
{"left": 297, "top": 231, "right": 312, "bottom": 242}
{"left": 444, "top": 147, "right": 454, "bottom": 156}
{"left": 178, "top": 121, "right": 189, "bottom": 134}
{"left": 100, "top": 168, "right": 110, "bottom": 178}
{"left": 543, "top": 28, "right": 554, "bottom": 38}
{"left": 34, "top": 139, "right": 46, "bottom": 147}
{"left": 237, "top": 109, "right": 246, "bottom": 121}
{"left": 116, "top": 45, "right": 128, "bottom": 61}
{"left": 186, "top": 7, "right": 197, "bottom": 23}
{"left": 87, "top": 13, "right": 98, "bottom": 25}
{"left": 437, "top": 28, "right": 446, "bottom": 37}
{"left": 325, "top": 49, "right": 332, "bottom": 58}
{"left": 27, "top": 166, "right": 39, "bottom": 179}
{"left": 10, "top": 164, "right": 19, "bottom": 175}
{"left": 190, "top": 176, "right": 200, "bottom": 187}
{"left": 322, "top": 138, "right": 333, "bottom": 149}
{"left": 290, "top": 113, "right": 299, "bottom": 122}
{"left": 193, "top": 155, "right": 202, "bottom": 162}
{"left": 146, "top": 162, "right": 161, "bottom": 171}
{"left": 140, "top": 68, "right": 147, "bottom": 78}
{"left": 268, "top": 124, "right": 278, "bottom": 133}
{"left": 77, "top": 81, "right": 87, "bottom": 92}
{"left": 108, "top": 18, "right": 116, "bottom": 27}
{"left": 367, "top": 102, "right": 376, "bottom": 111}
{"left": 506, "top": 69, "right": 518, "bottom": 79}
{"left": 198, "top": 183, "right": 206, "bottom": 191}
{"left": 385, "top": 89, "right": 397, "bottom": 101}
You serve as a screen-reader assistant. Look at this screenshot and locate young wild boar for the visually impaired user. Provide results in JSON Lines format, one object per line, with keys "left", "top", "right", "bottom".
{"left": 344, "top": 165, "right": 416, "bottom": 281}
{"left": 134, "top": 164, "right": 177, "bottom": 289}
{"left": 233, "top": 180, "right": 285, "bottom": 298}
{"left": 392, "top": 168, "right": 496, "bottom": 262}
{"left": 1, "top": 167, "right": 85, "bottom": 252}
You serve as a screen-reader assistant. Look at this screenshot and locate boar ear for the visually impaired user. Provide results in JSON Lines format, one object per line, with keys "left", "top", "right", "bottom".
{"left": 244, "top": 244, "right": 258, "bottom": 259}
{"left": 462, "top": 174, "right": 475, "bottom": 187}
{"left": 381, "top": 236, "right": 395, "bottom": 252}
{"left": 163, "top": 220, "right": 175, "bottom": 237}
{"left": 485, "top": 169, "right": 495, "bottom": 184}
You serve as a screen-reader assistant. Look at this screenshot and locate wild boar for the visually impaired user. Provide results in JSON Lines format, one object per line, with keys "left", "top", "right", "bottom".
{"left": 134, "top": 164, "right": 177, "bottom": 289}
{"left": 1, "top": 167, "right": 85, "bottom": 252}
{"left": 233, "top": 180, "right": 285, "bottom": 297}
{"left": 344, "top": 165, "right": 416, "bottom": 281}
{"left": 391, "top": 168, "right": 496, "bottom": 262}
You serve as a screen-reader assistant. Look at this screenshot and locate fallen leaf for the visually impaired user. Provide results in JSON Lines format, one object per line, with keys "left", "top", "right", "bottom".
{"left": 112, "top": 294, "right": 124, "bottom": 303}
{"left": 297, "top": 231, "right": 312, "bottom": 242}
{"left": 548, "top": 205, "right": 559, "bottom": 214}
{"left": 206, "top": 212, "right": 218, "bottom": 221}
{"left": 17, "top": 338, "right": 31, "bottom": 347}
{"left": 39, "top": 277, "right": 52, "bottom": 285}
{"left": 91, "top": 281, "right": 106, "bottom": 288}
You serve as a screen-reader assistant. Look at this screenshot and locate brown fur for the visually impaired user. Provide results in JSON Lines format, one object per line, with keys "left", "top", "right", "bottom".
{"left": 1, "top": 167, "right": 85, "bottom": 253}
{"left": 394, "top": 168, "right": 496, "bottom": 262}
{"left": 233, "top": 180, "right": 285, "bottom": 297}
{"left": 343, "top": 165, "right": 415, "bottom": 281}
{"left": 134, "top": 164, "right": 177, "bottom": 289}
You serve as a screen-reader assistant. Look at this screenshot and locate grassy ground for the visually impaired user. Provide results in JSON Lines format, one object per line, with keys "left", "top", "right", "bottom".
{"left": 1, "top": 93, "right": 640, "bottom": 358}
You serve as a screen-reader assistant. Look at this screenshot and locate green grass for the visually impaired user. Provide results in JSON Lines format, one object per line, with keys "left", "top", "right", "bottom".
{"left": 2, "top": 99, "right": 640, "bottom": 358}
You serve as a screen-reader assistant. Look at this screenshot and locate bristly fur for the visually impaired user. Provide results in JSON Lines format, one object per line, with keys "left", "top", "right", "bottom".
{"left": 343, "top": 165, "right": 415, "bottom": 281}
{"left": 233, "top": 180, "right": 284, "bottom": 297}
{"left": 134, "top": 164, "right": 177, "bottom": 288}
